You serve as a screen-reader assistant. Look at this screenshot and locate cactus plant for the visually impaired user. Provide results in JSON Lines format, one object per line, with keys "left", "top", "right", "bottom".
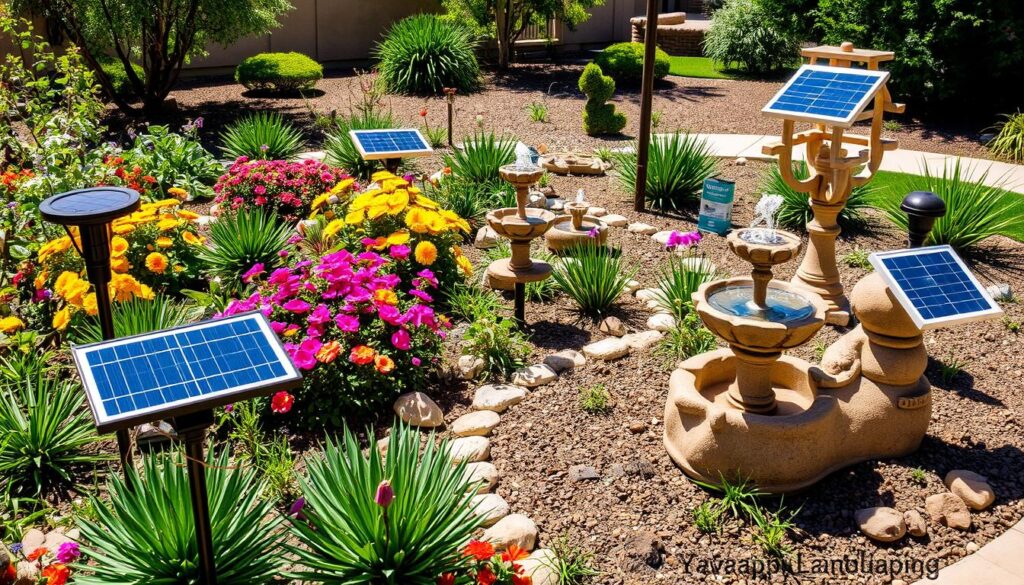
{"left": 579, "top": 63, "right": 626, "bottom": 136}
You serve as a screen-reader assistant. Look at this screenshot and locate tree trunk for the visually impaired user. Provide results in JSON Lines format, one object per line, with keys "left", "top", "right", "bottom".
{"left": 495, "top": 0, "right": 511, "bottom": 69}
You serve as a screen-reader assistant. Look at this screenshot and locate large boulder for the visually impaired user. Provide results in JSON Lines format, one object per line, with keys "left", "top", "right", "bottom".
{"left": 393, "top": 392, "right": 444, "bottom": 428}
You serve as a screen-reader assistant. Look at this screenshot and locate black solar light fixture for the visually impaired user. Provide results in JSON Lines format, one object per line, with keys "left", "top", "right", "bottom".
{"left": 39, "top": 187, "right": 141, "bottom": 470}
{"left": 901, "top": 190, "right": 946, "bottom": 248}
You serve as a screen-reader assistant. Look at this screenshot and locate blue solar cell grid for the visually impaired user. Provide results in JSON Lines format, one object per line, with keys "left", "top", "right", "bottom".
{"left": 72, "top": 312, "right": 299, "bottom": 430}
{"left": 352, "top": 130, "right": 429, "bottom": 156}
{"left": 763, "top": 65, "right": 888, "bottom": 126}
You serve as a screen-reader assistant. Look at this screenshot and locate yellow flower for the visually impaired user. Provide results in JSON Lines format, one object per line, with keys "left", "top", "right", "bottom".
{"left": 138, "top": 284, "right": 155, "bottom": 300}
{"left": 414, "top": 241, "right": 438, "bottom": 265}
{"left": 34, "top": 272, "right": 46, "bottom": 290}
{"left": 386, "top": 190, "right": 410, "bottom": 215}
{"left": 82, "top": 293, "right": 99, "bottom": 316}
{"left": 154, "top": 199, "right": 181, "bottom": 208}
{"left": 157, "top": 218, "right": 179, "bottom": 231}
{"left": 349, "top": 192, "right": 376, "bottom": 212}
{"left": 405, "top": 207, "right": 430, "bottom": 233}
{"left": 112, "top": 223, "right": 135, "bottom": 235}
{"left": 110, "top": 274, "right": 144, "bottom": 301}
{"left": 168, "top": 187, "right": 189, "bottom": 200}
{"left": 330, "top": 178, "right": 355, "bottom": 194}
{"left": 54, "top": 271, "right": 81, "bottom": 297}
{"left": 0, "top": 316, "right": 25, "bottom": 335}
{"left": 52, "top": 307, "right": 71, "bottom": 331}
{"left": 371, "top": 170, "right": 397, "bottom": 184}
{"left": 323, "top": 219, "right": 346, "bottom": 240}
{"left": 310, "top": 193, "right": 331, "bottom": 214}
{"left": 412, "top": 193, "right": 439, "bottom": 210}
{"left": 177, "top": 210, "right": 199, "bottom": 220}
{"left": 110, "top": 236, "right": 129, "bottom": 257}
{"left": 145, "top": 252, "right": 169, "bottom": 274}
{"left": 173, "top": 264, "right": 185, "bottom": 273}
{"left": 156, "top": 236, "right": 174, "bottom": 249}
{"left": 110, "top": 256, "right": 130, "bottom": 273}
{"left": 374, "top": 289, "right": 398, "bottom": 305}
{"left": 456, "top": 254, "right": 474, "bottom": 276}
{"left": 182, "top": 231, "right": 204, "bottom": 246}
{"left": 386, "top": 230, "right": 410, "bottom": 246}
{"left": 344, "top": 209, "right": 365, "bottom": 225}
{"left": 63, "top": 280, "right": 90, "bottom": 306}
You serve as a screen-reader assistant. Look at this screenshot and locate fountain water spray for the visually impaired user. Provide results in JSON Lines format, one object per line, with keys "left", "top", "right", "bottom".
{"left": 743, "top": 194, "right": 785, "bottom": 245}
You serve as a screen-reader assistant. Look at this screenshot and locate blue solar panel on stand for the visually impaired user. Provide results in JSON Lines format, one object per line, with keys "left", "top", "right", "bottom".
{"left": 762, "top": 65, "right": 889, "bottom": 127}
{"left": 869, "top": 246, "right": 1003, "bottom": 330}
{"left": 71, "top": 312, "right": 301, "bottom": 433}
{"left": 350, "top": 129, "right": 433, "bottom": 160}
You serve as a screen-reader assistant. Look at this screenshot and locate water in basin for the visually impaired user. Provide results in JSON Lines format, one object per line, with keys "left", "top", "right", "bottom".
{"left": 739, "top": 228, "right": 786, "bottom": 246}
{"left": 708, "top": 285, "right": 815, "bottom": 323}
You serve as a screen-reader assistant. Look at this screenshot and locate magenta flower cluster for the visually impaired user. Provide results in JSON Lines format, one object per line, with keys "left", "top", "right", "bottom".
{"left": 665, "top": 230, "right": 702, "bottom": 250}
{"left": 213, "top": 157, "right": 347, "bottom": 221}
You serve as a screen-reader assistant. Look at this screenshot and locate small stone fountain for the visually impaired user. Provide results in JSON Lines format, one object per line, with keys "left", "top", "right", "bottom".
{"left": 545, "top": 189, "right": 608, "bottom": 254}
{"left": 486, "top": 145, "right": 556, "bottom": 323}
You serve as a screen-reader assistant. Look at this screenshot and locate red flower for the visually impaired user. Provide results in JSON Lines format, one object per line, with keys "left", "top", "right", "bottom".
{"left": 502, "top": 544, "right": 529, "bottom": 563}
{"left": 420, "top": 108, "right": 428, "bottom": 117}
{"left": 475, "top": 565, "right": 496, "bottom": 585}
{"left": 436, "top": 573, "right": 456, "bottom": 585}
{"left": 2, "top": 562, "right": 16, "bottom": 585}
{"left": 349, "top": 345, "right": 376, "bottom": 366}
{"left": 270, "top": 391, "right": 294, "bottom": 414}
{"left": 26, "top": 547, "right": 47, "bottom": 562}
{"left": 462, "top": 540, "right": 495, "bottom": 562}
{"left": 41, "top": 564, "right": 70, "bottom": 585}
{"left": 511, "top": 574, "right": 533, "bottom": 585}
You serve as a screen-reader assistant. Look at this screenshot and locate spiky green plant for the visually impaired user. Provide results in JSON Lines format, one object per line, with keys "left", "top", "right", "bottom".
{"left": 288, "top": 422, "right": 483, "bottom": 584}
{"left": 431, "top": 177, "right": 509, "bottom": 235}
{"left": 761, "top": 161, "right": 873, "bottom": 232}
{"left": 374, "top": 14, "right": 480, "bottom": 95}
{"left": 198, "top": 208, "right": 294, "bottom": 288}
{"left": 75, "top": 449, "right": 284, "bottom": 584}
{"left": 219, "top": 112, "right": 305, "bottom": 161}
{"left": 444, "top": 131, "right": 516, "bottom": 185}
{"left": 445, "top": 283, "right": 505, "bottom": 322}
{"left": 653, "top": 253, "right": 717, "bottom": 321}
{"left": 552, "top": 243, "right": 636, "bottom": 318}
{"left": 654, "top": 309, "right": 718, "bottom": 368}
{"left": 463, "top": 316, "right": 532, "bottom": 379}
{"left": 324, "top": 109, "right": 398, "bottom": 180}
{"left": 72, "top": 295, "right": 197, "bottom": 344}
{"left": 613, "top": 134, "right": 718, "bottom": 211}
{"left": 541, "top": 534, "right": 603, "bottom": 584}
{"left": 987, "top": 111, "right": 1024, "bottom": 162}
{"left": 872, "top": 159, "right": 1024, "bottom": 253}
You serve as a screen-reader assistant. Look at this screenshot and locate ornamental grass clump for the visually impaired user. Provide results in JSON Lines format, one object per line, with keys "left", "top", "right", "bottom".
{"left": 323, "top": 108, "right": 398, "bottom": 180}
{"left": 198, "top": 207, "right": 295, "bottom": 288}
{"left": 987, "top": 111, "right": 1024, "bottom": 163}
{"left": 75, "top": 450, "right": 284, "bottom": 585}
{"left": 219, "top": 112, "right": 306, "bottom": 161}
{"left": 288, "top": 422, "right": 482, "bottom": 584}
{"left": 443, "top": 131, "right": 517, "bottom": 185}
{"left": 760, "top": 161, "right": 873, "bottom": 233}
{"left": 374, "top": 14, "right": 480, "bottom": 95}
{"left": 71, "top": 294, "right": 197, "bottom": 344}
{"left": 213, "top": 158, "right": 346, "bottom": 221}
{"left": 552, "top": 242, "right": 636, "bottom": 318}
{"left": 613, "top": 133, "right": 718, "bottom": 211}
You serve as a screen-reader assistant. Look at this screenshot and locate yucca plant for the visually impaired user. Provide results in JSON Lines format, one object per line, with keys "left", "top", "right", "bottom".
{"left": 75, "top": 449, "right": 285, "bottom": 585}
{"left": 0, "top": 355, "right": 106, "bottom": 496}
{"left": 761, "top": 161, "right": 873, "bottom": 233}
{"left": 613, "top": 133, "right": 718, "bottom": 211}
{"left": 552, "top": 243, "right": 636, "bottom": 318}
{"left": 430, "top": 178, "right": 498, "bottom": 235}
{"left": 987, "top": 111, "right": 1024, "bottom": 163}
{"left": 288, "top": 422, "right": 483, "bottom": 584}
{"left": 374, "top": 14, "right": 481, "bottom": 95}
{"left": 297, "top": 214, "right": 344, "bottom": 257}
{"left": 872, "top": 159, "right": 1024, "bottom": 253}
{"left": 445, "top": 283, "right": 505, "bottom": 322}
{"left": 653, "top": 253, "right": 717, "bottom": 321}
{"left": 324, "top": 109, "right": 398, "bottom": 180}
{"left": 198, "top": 208, "right": 294, "bottom": 289}
{"left": 463, "top": 316, "right": 532, "bottom": 379}
{"left": 220, "top": 112, "right": 306, "bottom": 161}
{"left": 444, "top": 131, "right": 516, "bottom": 185}
{"left": 72, "top": 295, "right": 198, "bottom": 344}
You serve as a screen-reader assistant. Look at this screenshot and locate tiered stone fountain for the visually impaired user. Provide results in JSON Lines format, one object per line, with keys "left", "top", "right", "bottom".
{"left": 545, "top": 190, "right": 608, "bottom": 254}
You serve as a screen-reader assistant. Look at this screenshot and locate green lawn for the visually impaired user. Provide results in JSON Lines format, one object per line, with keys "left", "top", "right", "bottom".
{"left": 666, "top": 56, "right": 738, "bottom": 80}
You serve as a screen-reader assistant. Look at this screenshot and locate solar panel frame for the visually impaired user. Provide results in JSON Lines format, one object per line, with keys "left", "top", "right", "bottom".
{"left": 350, "top": 129, "right": 433, "bottom": 161}
{"left": 762, "top": 64, "right": 890, "bottom": 128}
{"left": 869, "top": 245, "right": 1003, "bottom": 331}
{"left": 71, "top": 311, "right": 302, "bottom": 433}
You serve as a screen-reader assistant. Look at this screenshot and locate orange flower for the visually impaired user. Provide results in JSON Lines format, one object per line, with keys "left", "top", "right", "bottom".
{"left": 349, "top": 345, "right": 376, "bottom": 365}
{"left": 374, "top": 354, "right": 395, "bottom": 375}
{"left": 26, "top": 547, "right": 48, "bottom": 562}
{"left": 511, "top": 574, "right": 533, "bottom": 585}
{"left": 41, "top": 564, "right": 69, "bottom": 585}
{"left": 462, "top": 540, "right": 495, "bottom": 562}
{"left": 476, "top": 565, "right": 497, "bottom": 585}
{"left": 374, "top": 289, "right": 398, "bottom": 306}
{"left": 145, "top": 252, "right": 168, "bottom": 274}
{"left": 436, "top": 573, "right": 456, "bottom": 585}
{"left": 414, "top": 241, "right": 437, "bottom": 265}
{"left": 502, "top": 544, "right": 529, "bottom": 562}
{"left": 316, "top": 340, "right": 342, "bottom": 364}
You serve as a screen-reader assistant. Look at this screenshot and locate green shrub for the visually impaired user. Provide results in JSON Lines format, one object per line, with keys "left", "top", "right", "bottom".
{"left": 594, "top": 42, "right": 670, "bottom": 83}
{"left": 198, "top": 208, "right": 294, "bottom": 288}
{"left": 235, "top": 52, "right": 323, "bottom": 92}
{"left": 76, "top": 449, "right": 284, "bottom": 585}
{"left": 579, "top": 63, "right": 626, "bottom": 136}
{"left": 871, "top": 159, "right": 1024, "bottom": 253}
{"left": 655, "top": 307, "right": 718, "bottom": 367}
{"left": 288, "top": 423, "right": 482, "bottom": 583}
{"left": 446, "top": 283, "right": 505, "bottom": 322}
{"left": 704, "top": 0, "right": 800, "bottom": 74}
{"left": 613, "top": 133, "right": 718, "bottom": 211}
{"left": 72, "top": 295, "right": 197, "bottom": 344}
{"left": 444, "top": 131, "right": 517, "bottom": 184}
{"left": 988, "top": 112, "right": 1024, "bottom": 163}
{"left": 761, "top": 161, "right": 873, "bottom": 232}
{"left": 374, "top": 13, "right": 480, "bottom": 95}
{"left": 653, "top": 253, "right": 717, "bottom": 321}
{"left": 324, "top": 109, "right": 398, "bottom": 180}
{"left": 220, "top": 112, "right": 306, "bottom": 161}
{"left": 125, "top": 124, "right": 222, "bottom": 199}
{"left": 579, "top": 384, "right": 612, "bottom": 415}
{"left": 552, "top": 243, "right": 635, "bottom": 318}
{"left": 463, "top": 316, "right": 532, "bottom": 379}
{"left": 96, "top": 54, "right": 144, "bottom": 98}
{"left": 431, "top": 177, "right": 505, "bottom": 233}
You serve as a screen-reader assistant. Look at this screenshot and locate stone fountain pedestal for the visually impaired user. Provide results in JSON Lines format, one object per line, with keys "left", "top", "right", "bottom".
{"left": 544, "top": 201, "right": 608, "bottom": 254}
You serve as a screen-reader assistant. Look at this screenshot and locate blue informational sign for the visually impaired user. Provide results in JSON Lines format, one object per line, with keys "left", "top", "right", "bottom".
{"left": 697, "top": 177, "right": 735, "bottom": 235}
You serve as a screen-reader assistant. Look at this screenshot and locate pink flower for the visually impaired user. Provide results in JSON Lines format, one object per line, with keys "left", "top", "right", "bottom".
{"left": 409, "top": 289, "right": 433, "bottom": 303}
{"left": 283, "top": 299, "right": 310, "bottom": 314}
{"left": 287, "top": 338, "right": 322, "bottom": 370}
{"left": 391, "top": 329, "right": 411, "bottom": 350}
{"left": 270, "top": 321, "right": 289, "bottom": 334}
{"left": 55, "top": 542, "right": 80, "bottom": 563}
{"left": 666, "top": 230, "right": 702, "bottom": 250}
{"left": 241, "top": 263, "right": 265, "bottom": 283}
{"left": 375, "top": 479, "right": 394, "bottom": 508}
{"left": 377, "top": 305, "right": 403, "bottom": 326}
{"left": 254, "top": 185, "right": 267, "bottom": 195}
{"left": 411, "top": 357, "right": 422, "bottom": 367}
{"left": 335, "top": 314, "right": 360, "bottom": 332}
{"left": 308, "top": 304, "right": 332, "bottom": 325}
{"left": 389, "top": 244, "right": 410, "bottom": 261}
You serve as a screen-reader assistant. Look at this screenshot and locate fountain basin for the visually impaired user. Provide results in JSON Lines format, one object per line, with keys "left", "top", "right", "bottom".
{"left": 545, "top": 215, "right": 608, "bottom": 253}
{"left": 728, "top": 228, "right": 802, "bottom": 265}
{"left": 486, "top": 208, "right": 556, "bottom": 240}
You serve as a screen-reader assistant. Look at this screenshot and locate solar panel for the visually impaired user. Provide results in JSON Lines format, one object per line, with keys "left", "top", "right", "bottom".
{"left": 762, "top": 65, "right": 889, "bottom": 127}
{"left": 870, "top": 246, "right": 1003, "bottom": 330}
{"left": 71, "top": 312, "right": 302, "bottom": 433}
{"left": 350, "top": 129, "right": 433, "bottom": 161}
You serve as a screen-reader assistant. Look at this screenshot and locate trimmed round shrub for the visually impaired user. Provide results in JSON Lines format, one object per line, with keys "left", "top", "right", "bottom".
{"left": 96, "top": 55, "right": 144, "bottom": 97}
{"left": 594, "top": 42, "right": 670, "bottom": 83}
{"left": 235, "top": 52, "right": 323, "bottom": 92}
{"left": 704, "top": 0, "right": 800, "bottom": 74}
{"left": 374, "top": 13, "right": 480, "bottom": 95}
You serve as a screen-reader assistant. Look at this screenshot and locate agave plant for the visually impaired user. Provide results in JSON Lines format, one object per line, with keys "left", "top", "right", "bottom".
{"left": 443, "top": 131, "right": 516, "bottom": 185}
{"left": 198, "top": 208, "right": 294, "bottom": 288}
{"left": 324, "top": 109, "right": 398, "bottom": 180}
{"left": 76, "top": 449, "right": 285, "bottom": 585}
{"left": 613, "top": 133, "right": 718, "bottom": 211}
{"left": 374, "top": 14, "right": 480, "bottom": 95}
{"left": 220, "top": 112, "right": 306, "bottom": 161}
{"left": 552, "top": 243, "right": 636, "bottom": 318}
{"left": 760, "top": 161, "right": 874, "bottom": 233}
{"left": 288, "top": 422, "right": 482, "bottom": 584}
{"left": 72, "top": 295, "right": 198, "bottom": 344}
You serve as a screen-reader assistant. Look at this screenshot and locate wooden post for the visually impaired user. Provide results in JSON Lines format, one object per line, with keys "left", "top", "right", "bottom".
{"left": 634, "top": 0, "right": 660, "bottom": 213}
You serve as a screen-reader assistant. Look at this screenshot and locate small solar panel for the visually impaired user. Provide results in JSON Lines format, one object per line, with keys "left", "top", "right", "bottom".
{"left": 350, "top": 129, "right": 433, "bottom": 161}
{"left": 71, "top": 312, "right": 301, "bottom": 433}
{"left": 870, "top": 246, "right": 1003, "bottom": 330}
{"left": 762, "top": 65, "right": 889, "bottom": 127}
{"left": 39, "top": 187, "right": 140, "bottom": 226}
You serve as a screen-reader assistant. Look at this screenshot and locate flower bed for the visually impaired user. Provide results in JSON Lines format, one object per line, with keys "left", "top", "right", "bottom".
{"left": 213, "top": 158, "right": 347, "bottom": 221}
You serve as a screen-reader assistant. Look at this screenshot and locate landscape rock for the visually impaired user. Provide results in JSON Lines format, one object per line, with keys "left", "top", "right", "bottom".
{"left": 986, "top": 283, "right": 1012, "bottom": 301}
{"left": 612, "top": 531, "right": 662, "bottom": 573}
{"left": 194, "top": 215, "right": 216, "bottom": 227}
{"left": 735, "top": 156, "right": 748, "bottom": 166}
{"left": 623, "top": 330, "right": 663, "bottom": 351}
{"left": 582, "top": 337, "right": 631, "bottom": 361}
{"left": 447, "top": 436, "right": 491, "bottom": 464}
{"left": 463, "top": 461, "right": 500, "bottom": 493}
{"left": 543, "top": 350, "right": 586, "bottom": 373}
{"left": 471, "top": 493, "right": 511, "bottom": 527}
{"left": 451, "top": 410, "right": 501, "bottom": 437}
{"left": 474, "top": 226, "right": 500, "bottom": 249}
{"left": 599, "top": 316, "right": 627, "bottom": 337}
{"left": 855, "top": 507, "right": 907, "bottom": 542}
{"left": 21, "top": 529, "right": 44, "bottom": 551}
{"left": 647, "top": 313, "right": 676, "bottom": 332}
{"left": 41, "top": 528, "right": 73, "bottom": 549}
{"left": 651, "top": 231, "right": 674, "bottom": 246}
{"left": 635, "top": 288, "right": 660, "bottom": 301}
{"left": 628, "top": 222, "right": 659, "bottom": 235}
{"left": 944, "top": 470, "right": 996, "bottom": 510}
{"left": 624, "top": 279, "right": 642, "bottom": 295}
{"left": 904, "top": 510, "right": 928, "bottom": 537}
{"left": 473, "top": 384, "right": 527, "bottom": 413}
{"left": 511, "top": 364, "right": 558, "bottom": 388}
{"left": 483, "top": 514, "right": 538, "bottom": 552}
{"left": 588, "top": 206, "right": 608, "bottom": 217}
{"left": 603, "top": 214, "right": 629, "bottom": 227}
{"left": 393, "top": 392, "right": 444, "bottom": 428}
{"left": 458, "top": 354, "right": 486, "bottom": 380}
{"left": 527, "top": 191, "right": 546, "bottom": 209}
{"left": 568, "top": 464, "right": 601, "bottom": 481}
{"left": 518, "top": 549, "right": 559, "bottom": 585}
{"left": 925, "top": 493, "right": 972, "bottom": 530}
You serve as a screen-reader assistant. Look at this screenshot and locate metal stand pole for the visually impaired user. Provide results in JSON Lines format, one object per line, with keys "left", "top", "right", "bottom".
{"left": 634, "top": 0, "right": 660, "bottom": 213}
{"left": 447, "top": 99, "right": 454, "bottom": 147}
{"left": 384, "top": 158, "right": 401, "bottom": 175}
{"left": 514, "top": 282, "right": 525, "bottom": 327}
{"left": 175, "top": 409, "right": 217, "bottom": 585}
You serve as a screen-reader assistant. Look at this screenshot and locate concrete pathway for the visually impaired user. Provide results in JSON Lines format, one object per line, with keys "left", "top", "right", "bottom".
{"left": 912, "top": 519, "right": 1024, "bottom": 585}
{"left": 691, "top": 133, "right": 1024, "bottom": 192}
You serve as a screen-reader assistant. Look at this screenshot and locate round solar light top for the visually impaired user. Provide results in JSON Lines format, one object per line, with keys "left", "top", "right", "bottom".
{"left": 40, "top": 187, "right": 141, "bottom": 226}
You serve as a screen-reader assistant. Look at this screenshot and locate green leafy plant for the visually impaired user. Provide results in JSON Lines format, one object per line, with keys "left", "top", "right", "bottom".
{"left": 552, "top": 243, "right": 635, "bottom": 318}
{"left": 693, "top": 475, "right": 765, "bottom": 520}
{"left": 431, "top": 177, "right": 506, "bottom": 234}
{"left": 288, "top": 422, "right": 482, "bottom": 583}
{"left": 594, "top": 42, "right": 670, "bottom": 83}
{"left": 937, "top": 354, "right": 965, "bottom": 385}
{"left": 72, "top": 295, "right": 197, "bottom": 344}
{"left": 749, "top": 503, "right": 798, "bottom": 558}
{"left": 76, "top": 449, "right": 285, "bottom": 584}
{"left": 527, "top": 101, "right": 549, "bottom": 123}
{"left": 235, "top": 52, "right": 323, "bottom": 92}
{"left": 655, "top": 311, "right": 718, "bottom": 367}
{"left": 841, "top": 248, "right": 873, "bottom": 270}
{"left": 910, "top": 467, "right": 929, "bottom": 486}
{"left": 198, "top": 208, "right": 294, "bottom": 288}
{"left": 485, "top": 241, "right": 560, "bottom": 302}
{"left": 1004, "top": 317, "right": 1021, "bottom": 334}
{"left": 463, "top": 316, "right": 532, "bottom": 379}
{"left": 653, "top": 254, "right": 717, "bottom": 321}
{"left": 223, "top": 399, "right": 297, "bottom": 503}
{"left": 761, "top": 161, "right": 873, "bottom": 232}
{"left": 593, "top": 147, "right": 614, "bottom": 165}
{"left": 446, "top": 284, "right": 506, "bottom": 322}
{"left": 871, "top": 159, "right": 1024, "bottom": 253}
{"left": 579, "top": 384, "right": 612, "bottom": 415}
{"left": 220, "top": 112, "right": 306, "bottom": 161}
{"left": 693, "top": 500, "right": 724, "bottom": 534}
{"left": 812, "top": 339, "right": 827, "bottom": 362}
{"left": 883, "top": 119, "right": 904, "bottom": 132}
{"left": 988, "top": 112, "right": 1024, "bottom": 162}
{"left": 444, "top": 131, "right": 517, "bottom": 184}
{"left": 125, "top": 123, "right": 222, "bottom": 200}
{"left": 579, "top": 63, "right": 626, "bottom": 136}
{"left": 704, "top": 0, "right": 800, "bottom": 74}
{"left": 650, "top": 110, "right": 663, "bottom": 130}
{"left": 541, "top": 533, "right": 602, "bottom": 584}
{"left": 613, "top": 134, "right": 718, "bottom": 211}
{"left": 95, "top": 54, "right": 144, "bottom": 97}
{"left": 375, "top": 14, "right": 480, "bottom": 95}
